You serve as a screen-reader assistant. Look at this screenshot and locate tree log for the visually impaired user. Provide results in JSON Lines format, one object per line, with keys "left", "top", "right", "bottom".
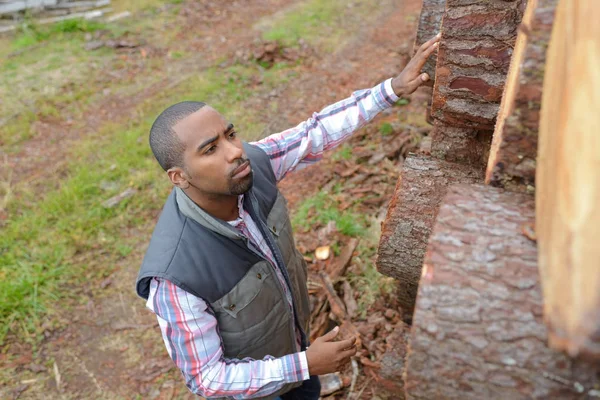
{"left": 431, "top": 0, "right": 526, "bottom": 131}
{"left": 413, "top": 0, "right": 446, "bottom": 87}
{"left": 486, "top": 0, "right": 558, "bottom": 192}
{"left": 536, "top": 0, "right": 600, "bottom": 359}
{"left": 376, "top": 155, "right": 483, "bottom": 319}
{"left": 404, "top": 184, "right": 600, "bottom": 399}
{"left": 430, "top": 124, "right": 492, "bottom": 167}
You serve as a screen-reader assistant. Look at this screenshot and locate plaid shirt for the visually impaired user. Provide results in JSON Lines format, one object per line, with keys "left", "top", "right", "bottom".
{"left": 146, "top": 79, "right": 398, "bottom": 398}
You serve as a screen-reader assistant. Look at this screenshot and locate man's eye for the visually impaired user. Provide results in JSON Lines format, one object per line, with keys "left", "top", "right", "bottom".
{"left": 205, "top": 145, "right": 216, "bottom": 154}
{"left": 229, "top": 130, "right": 237, "bottom": 139}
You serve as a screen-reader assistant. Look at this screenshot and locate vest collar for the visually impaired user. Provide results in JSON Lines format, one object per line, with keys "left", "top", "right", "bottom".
{"left": 175, "top": 187, "right": 242, "bottom": 240}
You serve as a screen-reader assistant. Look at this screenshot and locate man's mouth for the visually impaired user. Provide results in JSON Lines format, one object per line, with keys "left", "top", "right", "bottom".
{"left": 231, "top": 160, "right": 251, "bottom": 179}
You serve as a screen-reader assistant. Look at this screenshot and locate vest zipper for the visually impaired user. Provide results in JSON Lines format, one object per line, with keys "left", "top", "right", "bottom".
{"left": 245, "top": 192, "right": 308, "bottom": 351}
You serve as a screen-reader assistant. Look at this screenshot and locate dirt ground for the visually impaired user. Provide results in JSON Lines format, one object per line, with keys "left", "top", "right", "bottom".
{"left": 1, "top": 0, "right": 429, "bottom": 398}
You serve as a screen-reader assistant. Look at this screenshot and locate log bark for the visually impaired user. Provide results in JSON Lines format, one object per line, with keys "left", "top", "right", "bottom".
{"left": 430, "top": 124, "right": 492, "bottom": 167}
{"left": 486, "top": 0, "right": 558, "bottom": 192}
{"left": 413, "top": 0, "right": 446, "bottom": 87}
{"left": 431, "top": 0, "right": 526, "bottom": 131}
{"left": 536, "top": 0, "right": 600, "bottom": 360}
{"left": 376, "top": 155, "right": 483, "bottom": 318}
{"left": 405, "top": 184, "right": 600, "bottom": 400}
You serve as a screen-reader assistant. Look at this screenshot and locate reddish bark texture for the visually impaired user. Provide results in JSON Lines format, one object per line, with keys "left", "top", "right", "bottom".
{"left": 429, "top": 0, "right": 526, "bottom": 167}
{"left": 413, "top": 0, "right": 446, "bottom": 87}
{"left": 487, "top": 0, "right": 558, "bottom": 191}
{"left": 404, "top": 184, "right": 600, "bottom": 399}
{"left": 376, "top": 155, "right": 483, "bottom": 317}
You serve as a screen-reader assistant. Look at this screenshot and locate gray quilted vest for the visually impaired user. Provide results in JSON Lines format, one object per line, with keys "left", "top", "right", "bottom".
{"left": 136, "top": 143, "right": 310, "bottom": 399}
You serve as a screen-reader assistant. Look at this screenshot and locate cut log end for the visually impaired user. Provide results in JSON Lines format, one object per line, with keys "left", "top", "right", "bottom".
{"left": 376, "top": 155, "right": 483, "bottom": 318}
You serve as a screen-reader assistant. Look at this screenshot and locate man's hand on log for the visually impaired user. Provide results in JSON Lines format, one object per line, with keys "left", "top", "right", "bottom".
{"left": 391, "top": 33, "right": 441, "bottom": 96}
{"left": 306, "top": 326, "right": 357, "bottom": 376}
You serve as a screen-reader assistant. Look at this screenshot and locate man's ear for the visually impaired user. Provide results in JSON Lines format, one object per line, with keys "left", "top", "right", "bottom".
{"left": 167, "top": 167, "right": 190, "bottom": 189}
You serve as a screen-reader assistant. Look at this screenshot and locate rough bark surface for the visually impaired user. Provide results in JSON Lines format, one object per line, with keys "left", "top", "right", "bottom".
{"left": 375, "top": 321, "right": 411, "bottom": 397}
{"left": 376, "top": 155, "right": 483, "bottom": 318}
{"left": 430, "top": 0, "right": 526, "bottom": 171}
{"left": 413, "top": 0, "right": 446, "bottom": 87}
{"left": 537, "top": 0, "right": 600, "bottom": 360}
{"left": 405, "top": 184, "right": 600, "bottom": 400}
{"left": 430, "top": 124, "right": 492, "bottom": 167}
{"left": 486, "top": 0, "right": 557, "bottom": 192}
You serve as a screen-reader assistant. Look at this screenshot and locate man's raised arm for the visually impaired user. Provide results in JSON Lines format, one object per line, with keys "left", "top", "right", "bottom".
{"left": 252, "top": 34, "right": 441, "bottom": 182}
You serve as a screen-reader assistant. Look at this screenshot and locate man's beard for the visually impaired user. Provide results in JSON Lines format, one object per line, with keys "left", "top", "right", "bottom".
{"left": 228, "top": 169, "right": 253, "bottom": 195}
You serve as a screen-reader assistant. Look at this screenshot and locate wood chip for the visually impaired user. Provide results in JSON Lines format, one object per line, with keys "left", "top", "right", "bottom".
{"left": 328, "top": 238, "right": 359, "bottom": 279}
{"left": 342, "top": 280, "right": 358, "bottom": 319}
{"left": 360, "top": 357, "right": 381, "bottom": 369}
{"left": 315, "top": 246, "right": 331, "bottom": 261}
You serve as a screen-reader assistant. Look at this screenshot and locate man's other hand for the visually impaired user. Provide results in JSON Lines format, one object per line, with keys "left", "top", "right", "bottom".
{"left": 391, "top": 33, "right": 441, "bottom": 96}
{"left": 305, "top": 326, "right": 357, "bottom": 376}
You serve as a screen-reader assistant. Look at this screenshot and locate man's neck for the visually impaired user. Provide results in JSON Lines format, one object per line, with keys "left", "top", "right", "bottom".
{"left": 182, "top": 188, "right": 239, "bottom": 221}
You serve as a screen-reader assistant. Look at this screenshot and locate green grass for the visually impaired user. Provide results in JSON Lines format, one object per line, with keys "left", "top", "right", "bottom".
{"left": 379, "top": 122, "right": 394, "bottom": 136}
{"left": 9, "top": 18, "right": 107, "bottom": 52}
{"left": 291, "top": 191, "right": 394, "bottom": 318}
{"left": 0, "top": 63, "right": 293, "bottom": 345}
{"left": 331, "top": 143, "right": 353, "bottom": 161}
{"left": 260, "top": 0, "right": 372, "bottom": 49}
{"left": 348, "top": 217, "right": 395, "bottom": 318}
{"left": 291, "top": 191, "right": 365, "bottom": 237}
{"left": 0, "top": 4, "right": 185, "bottom": 149}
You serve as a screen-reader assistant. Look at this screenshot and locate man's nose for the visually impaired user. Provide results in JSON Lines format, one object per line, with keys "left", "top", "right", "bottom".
{"left": 224, "top": 140, "right": 244, "bottom": 163}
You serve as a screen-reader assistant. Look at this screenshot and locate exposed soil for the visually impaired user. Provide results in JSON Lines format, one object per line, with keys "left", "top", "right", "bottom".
{"left": 1, "top": 0, "right": 428, "bottom": 398}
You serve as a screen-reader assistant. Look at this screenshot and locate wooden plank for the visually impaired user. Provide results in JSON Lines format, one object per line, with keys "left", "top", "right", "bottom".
{"left": 486, "top": 0, "right": 558, "bottom": 192}
{"left": 0, "top": 0, "right": 57, "bottom": 15}
{"left": 0, "top": 7, "right": 108, "bottom": 33}
{"left": 536, "top": 0, "right": 600, "bottom": 360}
{"left": 48, "top": 0, "right": 110, "bottom": 10}
{"left": 405, "top": 184, "right": 600, "bottom": 399}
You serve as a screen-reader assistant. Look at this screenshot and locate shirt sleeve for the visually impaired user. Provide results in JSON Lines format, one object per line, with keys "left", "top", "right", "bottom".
{"left": 251, "top": 78, "right": 399, "bottom": 182}
{"left": 147, "top": 278, "right": 310, "bottom": 399}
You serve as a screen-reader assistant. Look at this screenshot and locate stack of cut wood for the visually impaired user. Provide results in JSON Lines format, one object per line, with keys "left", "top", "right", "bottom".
{"left": 377, "top": 0, "right": 600, "bottom": 397}
{"left": 0, "top": 0, "right": 129, "bottom": 34}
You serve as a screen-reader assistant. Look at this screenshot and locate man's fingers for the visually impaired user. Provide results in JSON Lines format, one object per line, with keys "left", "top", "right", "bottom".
{"left": 413, "top": 41, "right": 439, "bottom": 72}
{"left": 405, "top": 73, "right": 429, "bottom": 92}
{"left": 340, "top": 347, "right": 358, "bottom": 360}
{"left": 320, "top": 326, "right": 340, "bottom": 342}
{"left": 336, "top": 336, "right": 357, "bottom": 350}
{"left": 417, "top": 32, "right": 441, "bottom": 54}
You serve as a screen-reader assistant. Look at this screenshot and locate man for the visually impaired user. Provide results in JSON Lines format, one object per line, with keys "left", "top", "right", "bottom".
{"left": 136, "top": 33, "right": 440, "bottom": 399}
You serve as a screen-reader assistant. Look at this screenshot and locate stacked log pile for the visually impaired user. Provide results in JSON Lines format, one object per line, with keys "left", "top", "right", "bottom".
{"left": 377, "top": 0, "right": 524, "bottom": 316}
{"left": 0, "top": 0, "right": 129, "bottom": 34}
{"left": 377, "top": 0, "right": 600, "bottom": 397}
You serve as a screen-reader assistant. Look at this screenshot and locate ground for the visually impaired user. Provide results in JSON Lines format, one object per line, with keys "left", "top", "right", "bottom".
{"left": 0, "top": 0, "right": 428, "bottom": 398}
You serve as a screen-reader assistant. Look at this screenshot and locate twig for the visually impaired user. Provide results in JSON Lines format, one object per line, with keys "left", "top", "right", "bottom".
{"left": 353, "top": 377, "right": 373, "bottom": 400}
{"left": 319, "top": 271, "right": 347, "bottom": 320}
{"left": 346, "top": 357, "right": 359, "bottom": 399}
{"left": 328, "top": 238, "right": 359, "bottom": 279}
{"left": 53, "top": 362, "right": 61, "bottom": 390}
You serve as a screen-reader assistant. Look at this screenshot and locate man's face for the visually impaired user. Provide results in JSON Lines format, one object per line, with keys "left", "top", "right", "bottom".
{"left": 171, "top": 106, "right": 253, "bottom": 197}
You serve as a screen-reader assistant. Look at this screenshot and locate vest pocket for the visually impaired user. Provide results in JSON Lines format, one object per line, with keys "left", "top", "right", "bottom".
{"left": 212, "top": 261, "right": 293, "bottom": 359}
{"left": 216, "top": 263, "right": 272, "bottom": 319}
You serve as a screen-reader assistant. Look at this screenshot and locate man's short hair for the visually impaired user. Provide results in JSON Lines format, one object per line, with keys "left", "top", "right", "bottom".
{"left": 149, "top": 101, "right": 206, "bottom": 171}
